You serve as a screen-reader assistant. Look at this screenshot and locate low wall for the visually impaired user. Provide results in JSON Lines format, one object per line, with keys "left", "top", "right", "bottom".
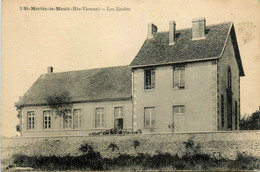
{"left": 1, "top": 131, "right": 260, "bottom": 162}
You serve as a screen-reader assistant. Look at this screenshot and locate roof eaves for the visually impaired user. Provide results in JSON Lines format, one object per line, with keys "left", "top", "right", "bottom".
{"left": 130, "top": 56, "right": 220, "bottom": 69}
{"left": 15, "top": 96, "right": 132, "bottom": 108}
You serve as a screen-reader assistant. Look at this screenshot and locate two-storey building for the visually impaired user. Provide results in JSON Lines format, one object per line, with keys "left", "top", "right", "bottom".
{"left": 15, "top": 18, "right": 245, "bottom": 137}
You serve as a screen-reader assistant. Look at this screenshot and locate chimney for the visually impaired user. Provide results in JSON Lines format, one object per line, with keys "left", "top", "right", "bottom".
{"left": 47, "top": 66, "right": 53, "bottom": 73}
{"left": 169, "top": 20, "right": 176, "bottom": 45}
{"left": 148, "top": 23, "right": 157, "bottom": 39}
{"left": 192, "top": 18, "right": 206, "bottom": 40}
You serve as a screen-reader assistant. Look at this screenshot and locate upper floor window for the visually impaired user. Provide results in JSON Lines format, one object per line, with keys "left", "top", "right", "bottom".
{"left": 173, "top": 66, "right": 185, "bottom": 88}
{"left": 227, "top": 67, "right": 232, "bottom": 89}
{"left": 43, "top": 111, "right": 51, "bottom": 129}
{"left": 27, "top": 111, "right": 35, "bottom": 130}
{"left": 95, "top": 108, "right": 105, "bottom": 128}
{"left": 144, "top": 107, "right": 155, "bottom": 127}
{"left": 73, "top": 109, "right": 82, "bottom": 129}
{"left": 144, "top": 69, "right": 155, "bottom": 89}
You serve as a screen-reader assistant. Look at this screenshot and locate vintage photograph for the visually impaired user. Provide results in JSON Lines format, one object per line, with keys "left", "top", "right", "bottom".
{"left": 1, "top": 0, "right": 260, "bottom": 171}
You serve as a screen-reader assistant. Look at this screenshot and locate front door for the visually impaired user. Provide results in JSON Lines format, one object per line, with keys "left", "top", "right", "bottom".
{"left": 174, "top": 114, "right": 185, "bottom": 132}
{"left": 173, "top": 106, "right": 185, "bottom": 133}
{"left": 114, "top": 107, "right": 123, "bottom": 133}
{"left": 114, "top": 118, "right": 123, "bottom": 130}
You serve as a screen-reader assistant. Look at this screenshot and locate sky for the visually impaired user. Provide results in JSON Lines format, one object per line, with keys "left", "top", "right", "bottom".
{"left": 2, "top": 0, "right": 260, "bottom": 137}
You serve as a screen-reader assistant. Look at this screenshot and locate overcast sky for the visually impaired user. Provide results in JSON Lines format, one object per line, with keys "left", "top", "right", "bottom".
{"left": 2, "top": 0, "right": 260, "bottom": 137}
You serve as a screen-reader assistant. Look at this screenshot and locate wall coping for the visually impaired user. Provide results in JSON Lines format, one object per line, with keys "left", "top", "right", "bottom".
{"left": 1, "top": 130, "right": 260, "bottom": 140}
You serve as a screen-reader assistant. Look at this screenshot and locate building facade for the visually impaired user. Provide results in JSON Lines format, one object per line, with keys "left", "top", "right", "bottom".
{"left": 16, "top": 18, "right": 245, "bottom": 137}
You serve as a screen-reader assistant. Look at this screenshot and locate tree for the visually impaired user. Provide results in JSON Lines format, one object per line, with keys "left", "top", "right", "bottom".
{"left": 16, "top": 124, "right": 21, "bottom": 132}
{"left": 45, "top": 90, "right": 73, "bottom": 119}
{"left": 15, "top": 108, "right": 22, "bottom": 135}
{"left": 240, "top": 110, "right": 260, "bottom": 130}
{"left": 45, "top": 90, "right": 73, "bottom": 134}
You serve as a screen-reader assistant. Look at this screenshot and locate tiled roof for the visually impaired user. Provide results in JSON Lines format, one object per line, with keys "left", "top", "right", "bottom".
{"left": 16, "top": 65, "right": 132, "bottom": 107}
{"left": 130, "top": 22, "right": 232, "bottom": 67}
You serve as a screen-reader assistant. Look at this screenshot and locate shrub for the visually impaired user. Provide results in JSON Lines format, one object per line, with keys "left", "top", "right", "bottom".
{"left": 132, "top": 140, "right": 140, "bottom": 152}
{"left": 183, "top": 136, "right": 202, "bottom": 157}
{"left": 78, "top": 142, "right": 103, "bottom": 170}
{"left": 107, "top": 143, "right": 119, "bottom": 152}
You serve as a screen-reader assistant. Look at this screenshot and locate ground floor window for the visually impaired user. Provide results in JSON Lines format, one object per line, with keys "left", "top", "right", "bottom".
{"left": 221, "top": 95, "right": 224, "bottom": 127}
{"left": 114, "top": 107, "right": 123, "bottom": 130}
{"left": 235, "top": 101, "right": 238, "bottom": 130}
{"left": 144, "top": 107, "right": 155, "bottom": 127}
{"left": 27, "top": 111, "right": 35, "bottom": 130}
{"left": 95, "top": 108, "right": 105, "bottom": 128}
{"left": 43, "top": 111, "right": 51, "bottom": 129}
{"left": 63, "top": 112, "right": 73, "bottom": 129}
{"left": 73, "top": 109, "right": 82, "bottom": 129}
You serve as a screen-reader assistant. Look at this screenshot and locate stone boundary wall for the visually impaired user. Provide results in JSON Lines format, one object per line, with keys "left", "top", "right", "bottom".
{"left": 1, "top": 131, "right": 260, "bottom": 162}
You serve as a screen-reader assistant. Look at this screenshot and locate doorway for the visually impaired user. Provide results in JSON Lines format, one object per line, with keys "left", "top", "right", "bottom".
{"left": 114, "top": 107, "right": 124, "bottom": 133}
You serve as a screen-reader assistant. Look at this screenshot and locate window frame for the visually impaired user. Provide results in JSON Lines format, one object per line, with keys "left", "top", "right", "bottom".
{"left": 221, "top": 95, "right": 225, "bottom": 127}
{"left": 173, "top": 66, "right": 185, "bottom": 88}
{"left": 144, "top": 68, "right": 155, "bottom": 90}
{"left": 144, "top": 107, "right": 156, "bottom": 128}
{"left": 63, "top": 111, "right": 73, "bottom": 129}
{"left": 73, "top": 109, "right": 82, "bottom": 129}
{"left": 114, "top": 107, "right": 123, "bottom": 119}
{"left": 43, "top": 110, "right": 51, "bottom": 130}
{"left": 95, "top": 108, "right": 105, "bottom": 128}
{"left": 235, "top": 101, "right": 238, "bottom": 130}
{"left": 227, "top": 66, "right": 232, "bottom": 89}
{"left": 173, "top": 105, "right": 185, "bottom": 115}
{"left": 27, "top": 111, "right": 35, "bottom": 130}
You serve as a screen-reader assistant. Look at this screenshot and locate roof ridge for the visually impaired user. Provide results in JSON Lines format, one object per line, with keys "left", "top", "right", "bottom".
{"left": 44, "top": 65, "right": 129, "bottom": 75}
{"left": 155, "top": 22, "right": 232, "bottom": 34}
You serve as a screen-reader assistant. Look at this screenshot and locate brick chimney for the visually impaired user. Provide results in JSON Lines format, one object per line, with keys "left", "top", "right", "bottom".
{"left": 192, "top": 18, "right": 206, "bottom": 40}
{"left": 47, "top": 66, "right": 53, "bottom": 73}
{"left": 169, "top": 20, "right": 176, "bottom": 45}
{"left": 148, "top": 23, "right": 157, "bottom": 39}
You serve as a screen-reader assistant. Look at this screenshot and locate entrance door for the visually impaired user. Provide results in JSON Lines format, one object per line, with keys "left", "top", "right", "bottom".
{"left": 174, "top": 114, "right": 185, "bottom": 132}
{"left": 173, "top": 106, "right": 185, "bottom": 133}
{"left": 114, "top": 107, "right": 123, "bottom": 133}
{"left": 114, "top": 118, "right": 123, "bottom": 130}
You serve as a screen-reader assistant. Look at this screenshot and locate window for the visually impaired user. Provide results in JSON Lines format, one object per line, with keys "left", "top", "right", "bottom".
{"left": 27, "top": 111, "right": 35, "bottom": 130}
{"left": 114, "top": 107, "right": 123, "bottom": 118}
{"left": 95, "top": 108, "right": 105, "bottom": 128}
{"left": 114, "top": 107, "right": 123, "bottom": 130}
{"left": 144, "top": 107, "right": 155, "bottom": 127}
{"left": 235, "top": 101, "right": 238, "bottom": 130}
{"left": 173, "top": 105, "right": 185, "bottom": 114}
{"left": 144, "top": 69, "right": 155, "bottom": 89}
{"left": 63, "top": 112, "right": 72, "bottom": 129}
{"left": 221, "top": 95, "right": 224, "bottom": 127}
{"left": 227, "top": 67, "right": 232, "bottom": 89}
{"left": 173, "top": 66, "right": 185, "bottom": 88}
{"left": 73, "top": 109, "right": 82, "bottom": 129}
{"left": 43, "top": 111, "right": 51, "bottom": 129}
